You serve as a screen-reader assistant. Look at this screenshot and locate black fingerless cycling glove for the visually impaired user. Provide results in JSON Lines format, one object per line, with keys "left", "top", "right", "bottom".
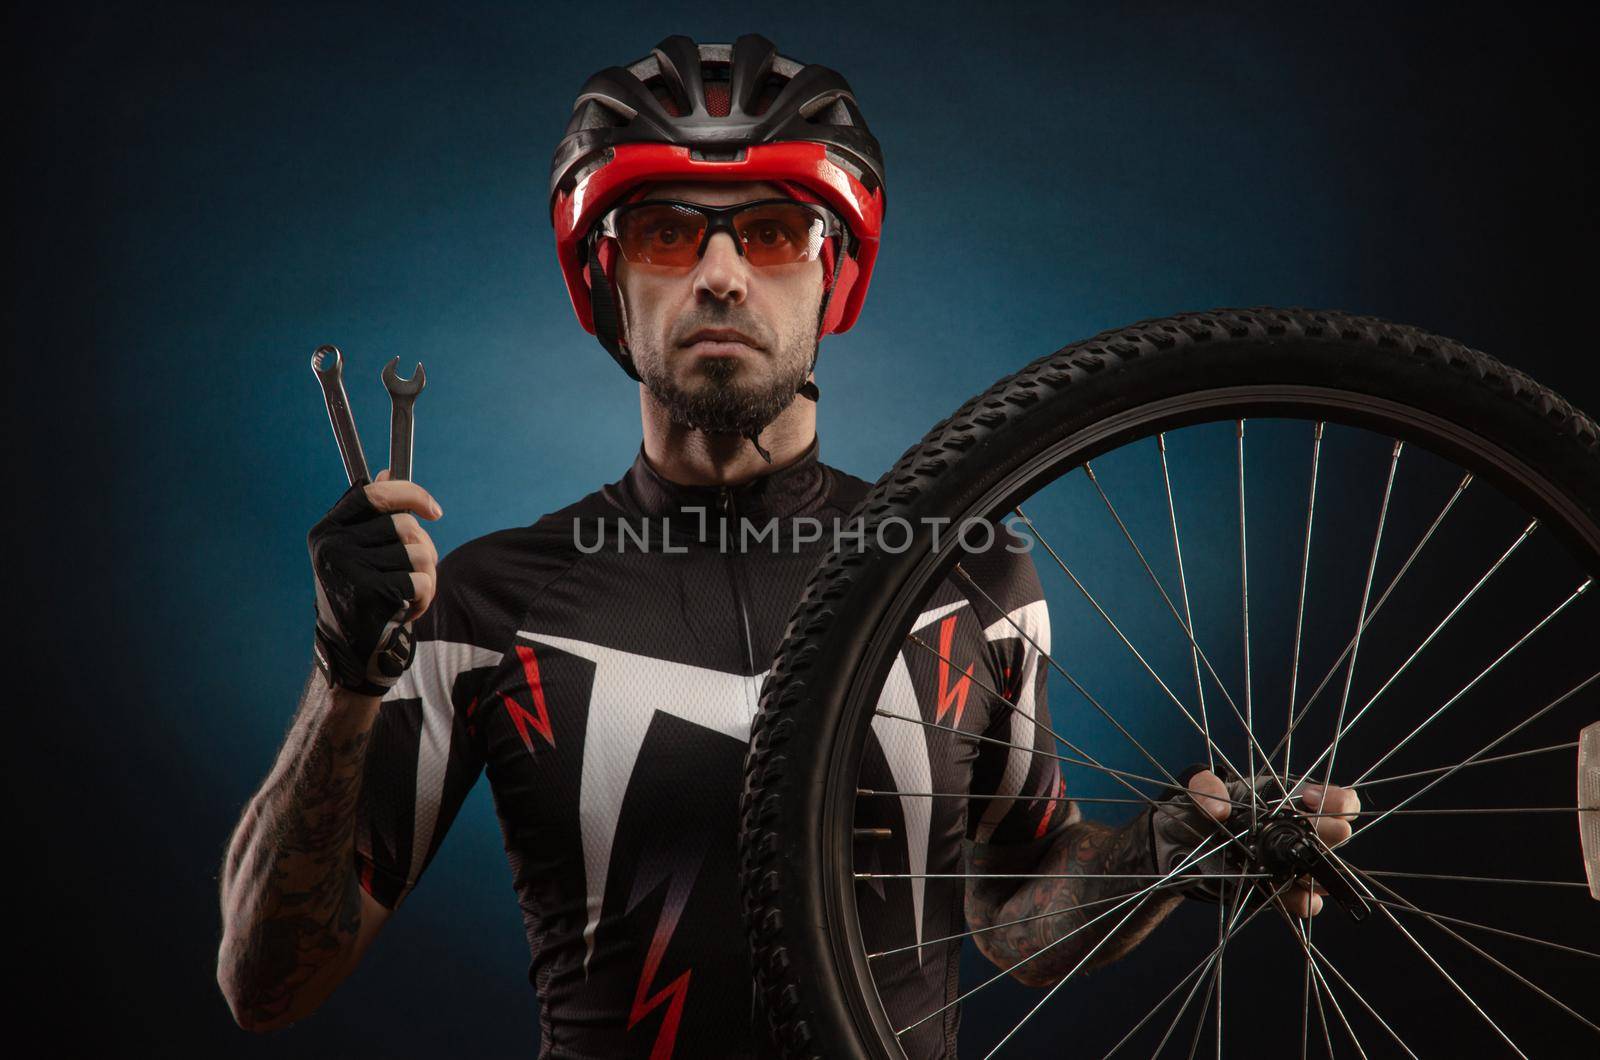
{"left": 307, "top": 482, "right": 418, "bottom": 696}
{"left": 1146, "top": 765, "right": 1304, "bottom": 903}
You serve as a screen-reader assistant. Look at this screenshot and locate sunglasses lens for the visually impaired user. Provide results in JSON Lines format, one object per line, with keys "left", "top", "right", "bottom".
{"left": 736, "top": 203, "right": 828, "bottom": 266}
{"left": 609, "top": 200, "right": 832, "bottom": 268}
{"left": 615, "top": 204, "right": 707, "bottom": 266}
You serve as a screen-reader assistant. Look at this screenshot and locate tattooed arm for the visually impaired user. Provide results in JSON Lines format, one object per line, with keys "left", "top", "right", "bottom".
{"left": 216, "top": 671, "right": 392, "bottom": 1032}
{"left": 964, "top": 806, "right": 1180, "bottom": 988}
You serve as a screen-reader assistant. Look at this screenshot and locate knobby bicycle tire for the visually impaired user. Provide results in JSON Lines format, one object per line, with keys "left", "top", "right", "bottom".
{"left": 738, "top": 307, "right": 1600, "bottom": 1060}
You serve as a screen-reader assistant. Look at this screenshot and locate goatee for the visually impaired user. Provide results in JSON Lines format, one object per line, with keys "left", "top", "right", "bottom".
{"left": 637, "top": 345, "right": 812, "bottom": 437}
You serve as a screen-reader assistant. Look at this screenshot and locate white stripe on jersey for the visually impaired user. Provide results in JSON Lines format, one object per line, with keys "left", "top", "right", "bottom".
{"left": 385, "top": 640, "right": 504, "bottom": 899}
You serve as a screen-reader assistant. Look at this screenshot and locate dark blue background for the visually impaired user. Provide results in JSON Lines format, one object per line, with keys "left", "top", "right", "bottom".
{"left": 13, "top": 2, "right": 1594, "bottom": 1055}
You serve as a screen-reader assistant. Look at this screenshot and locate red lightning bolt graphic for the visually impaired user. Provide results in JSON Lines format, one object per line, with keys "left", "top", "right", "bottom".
{"left": 935, "top": 613, "right": 974, "bottom": 727}
{"left": 627, "top": 918, "right": 693, "bottom": 1060}
{"left": 625, "top": 851, "right": 703, "bottom": 1060}
{"left": 502, "top": 643, "right": 555, "bottom": 752}
{"left": 1034, "top": 771, "right": 1068, "bottom": 839}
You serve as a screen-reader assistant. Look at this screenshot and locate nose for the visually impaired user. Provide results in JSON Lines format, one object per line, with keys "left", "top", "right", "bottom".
{"left": 692, "top": 230, "right": 749, "bottom": 305}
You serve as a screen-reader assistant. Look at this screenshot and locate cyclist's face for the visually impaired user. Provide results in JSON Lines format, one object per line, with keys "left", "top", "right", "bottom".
{"left": 615, "top": 180, "right": 823, "bottom": 435}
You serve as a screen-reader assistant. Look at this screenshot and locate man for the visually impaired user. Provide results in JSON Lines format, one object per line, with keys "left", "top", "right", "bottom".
{"left": 216, "top": 33, "right": 1358, "bottom": 1058}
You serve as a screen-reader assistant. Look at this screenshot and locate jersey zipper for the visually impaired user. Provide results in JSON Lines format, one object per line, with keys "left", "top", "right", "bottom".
{"left": 719, "top": 485, "right": 760, "bottom": 718}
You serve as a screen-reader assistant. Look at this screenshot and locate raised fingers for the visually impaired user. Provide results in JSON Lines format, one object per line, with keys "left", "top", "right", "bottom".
{"left": 1286, "top": 878, "right": 1325, "bottom": 918}
{"left": 1301, "top": 783, "right": 1360, "bottom": 848}
{"left": 1320, "top": 784, "right": 1361, "bottom": 821}
{"left": 404, "top": 540, "right": 436, "bottom": 577}
{"left": 391, "top": 514, "right": 438, "bottom": 564}
{"left": 405, "top": 569, "right": 436, "bottom": 620}
{"left": 363, "top": 479, "right": 443, "bottom": 520}
{"left": 1186, "top": 769, "right": 1233, "bottom": 822}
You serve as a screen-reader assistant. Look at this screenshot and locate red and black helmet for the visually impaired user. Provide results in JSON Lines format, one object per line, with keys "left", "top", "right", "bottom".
{"left": 549, "top": 34, "right": 886, "bottom": 389}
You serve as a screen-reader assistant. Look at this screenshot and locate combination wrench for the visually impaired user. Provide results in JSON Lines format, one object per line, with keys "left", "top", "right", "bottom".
{"left": 380, "top": 356, "right": 426, "bottom": 482}
{"left": 311, "top": 344, "right": 372, "bottom": 486}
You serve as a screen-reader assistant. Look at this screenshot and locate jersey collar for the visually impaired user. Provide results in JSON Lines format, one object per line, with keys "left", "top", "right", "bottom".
{"left": 619, "top": 433, "right": 830, "bottom": 524}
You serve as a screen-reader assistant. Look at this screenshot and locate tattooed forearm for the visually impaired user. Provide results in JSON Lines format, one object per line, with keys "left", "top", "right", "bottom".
{"left": 965, "top": 810, "right": 1180, "bottom": 987}
{"left": 216, "top": 669, "right": 381, "bottom": 1031}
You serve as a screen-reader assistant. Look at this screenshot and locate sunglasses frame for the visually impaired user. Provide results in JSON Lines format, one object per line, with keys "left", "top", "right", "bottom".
{"left": 591, "top": 197, "right": 847, "bottom": 266}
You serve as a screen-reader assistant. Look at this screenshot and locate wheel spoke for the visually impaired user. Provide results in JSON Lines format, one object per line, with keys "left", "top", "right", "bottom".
{"left": 895, "top": 630, "right": 1257, "bottom": 862}
{"left": 859, "top": 788, "right": 1150, "bottom": 806}
{"left": 1260, "top": 472, "right": 1487, "bottom": 772}
{"left": 1158, "top": 433, "right": 1213, "bottom": 774}
{"left": 1149, "top": 927, "right": 1221, "bottom": 1058}
{"left": 891, "top": 635, "right": 1251, "bottom": 860}
{"left": 1340, "top": 517, "right": 1539, "bottom": 747}
{"left": 1055, "top": 461, "right": 1290, "bottom": 796}
{"left": 1350, "top": 578, "right": 1592, "bottom": 787}
{"left": 1306, "top": 805, "right": 1594, "bottom": 817}
{"left": 997, "top": 512, "right": 1278, "bottom": 794}
{"left": 949, "top": 561, "right": 1204, "bottom": 793}
{"left": 1309, "top": 949, "right": 1336, "bottom": 1060}
{"left": 980, "top": 847, "right": 1265, "bottom": 1059}
{"left": 1318, "top": 852, "right": 1530, "bottom": 1057}
{"left": 1320, "top": 440, "right": 1404, "bottom": 793}
{"left": 1354, "top": 741, "right": 1577, "bottom": 789}
{"left": 858, "top": 870, "right": 1271, "bottom": 881}
{"left": 1351, "top": 670, "right": 1599, "bottom": 840}
{"left": 1350, "top": 864, "right": 1600, "bottom": 1035}
{"left": 1284, "top": 422, "right": 1326, "bottom": 784}
{"left": 1268, "top": 898, "right": 1409, "bottom": 1059}
{"left": 895, "top": 831, "right": 1244, "bottom": 1039}
{"left": 899, "top": 630, "right": 1171, "bottom": 791}
{"left": 1358, "top": 869, "right": 1589, "bottom": 889}
{"left": 1169, "top": 873, "right": 1248, "bottom": 1060}
{"left": 874, "top": 706, "right": 1168, "bottom": 788}
{"left": 1097, "top": 883, "right": 1283, "bottom": 1060}
{"left": 1312, "top": 957, "right": 1367, "bottom": 1060}
{"left": 1099, "top": 945, "right": 1220, "bottom": 1059}
{"left": 981, "top": 890, "right": 1158, "bottom": 1057}
{"left": 1361, "top": 895, "right": 1600, "bottom": 961}
{"left": 868, "top": 889, "right": 1140, "bottom": 959}
{"left": 1300, "top": 920, "right": 1313, "bottom": 1060}
{"left": 1280, "top": 519, "right": 1544, "bottom": 796}
{"left": 1181, "top": 945, "right": 1219, "bottom": 1060}
{"left": 1239, "top": 421, "right": 1259, "bottom": 829}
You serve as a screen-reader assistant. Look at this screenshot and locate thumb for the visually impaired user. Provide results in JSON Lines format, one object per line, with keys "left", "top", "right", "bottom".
{"left": 375, "top": 468, "right": 392, "bottom": 483}
{"left": 1186, "top": 770, "right": 1232, "bottom": 822}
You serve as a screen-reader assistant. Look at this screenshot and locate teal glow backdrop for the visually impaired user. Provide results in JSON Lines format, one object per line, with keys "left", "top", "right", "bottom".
{"left": 13, "top": 1, "right": 1592, "bottom": 1054}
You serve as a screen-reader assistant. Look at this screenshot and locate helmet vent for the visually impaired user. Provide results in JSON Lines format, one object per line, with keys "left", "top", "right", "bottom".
{"left": 648, "top": 81, "right": 684, "bottom": 117}
{"left": 705, "top": 81, "right": 731, "bottom": 117}
{"left": 750, "top": 73, "right": 785, "bottom": 117}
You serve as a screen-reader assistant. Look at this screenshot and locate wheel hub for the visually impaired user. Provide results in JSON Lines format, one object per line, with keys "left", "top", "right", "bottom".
{"left": 1247, "top": 809, "right": 1371, "bottom": 921}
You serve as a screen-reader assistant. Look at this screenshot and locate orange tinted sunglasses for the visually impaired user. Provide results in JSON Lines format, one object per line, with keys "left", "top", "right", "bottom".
{"left": 594, "top": 198, "right": 842, "bottom": 268}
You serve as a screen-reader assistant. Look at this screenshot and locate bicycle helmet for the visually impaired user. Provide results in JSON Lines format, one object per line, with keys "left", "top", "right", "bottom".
{"left": 549, "top": 34, "right": 886, "bottom": 419}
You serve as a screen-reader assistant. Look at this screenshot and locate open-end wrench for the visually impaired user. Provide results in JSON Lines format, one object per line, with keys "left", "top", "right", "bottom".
{"left": 380, "top": 357, "right": 425, "bottom": 482}
{"left": 311, "top": 344, "right": 372, "bottom": 487}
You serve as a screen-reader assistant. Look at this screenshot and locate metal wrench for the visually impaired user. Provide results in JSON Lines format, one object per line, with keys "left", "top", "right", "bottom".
{"left": 380, "top": 357, "right": 426, "bottom": 481}
{"left": 311, "top": 344, "right": 372, "bottom": 486}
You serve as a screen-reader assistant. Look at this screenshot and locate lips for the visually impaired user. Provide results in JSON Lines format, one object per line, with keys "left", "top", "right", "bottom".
{"left": 683, "top": 328, "right": 759, "bottom": 349}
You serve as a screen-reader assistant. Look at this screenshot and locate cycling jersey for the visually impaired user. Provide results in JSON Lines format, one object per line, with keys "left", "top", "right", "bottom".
{"left": 354, "top": 434, "right": 1069, "bottom": 1058}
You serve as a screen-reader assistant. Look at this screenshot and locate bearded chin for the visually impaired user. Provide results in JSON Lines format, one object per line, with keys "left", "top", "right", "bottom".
{"left": 638, "top": 345, "right": 812, "bottom": 437}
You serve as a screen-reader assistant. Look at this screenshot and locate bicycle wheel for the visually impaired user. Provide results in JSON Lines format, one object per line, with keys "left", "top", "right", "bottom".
{"left": 740, "top": 308, "right": 1600, "bottom": 1059}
